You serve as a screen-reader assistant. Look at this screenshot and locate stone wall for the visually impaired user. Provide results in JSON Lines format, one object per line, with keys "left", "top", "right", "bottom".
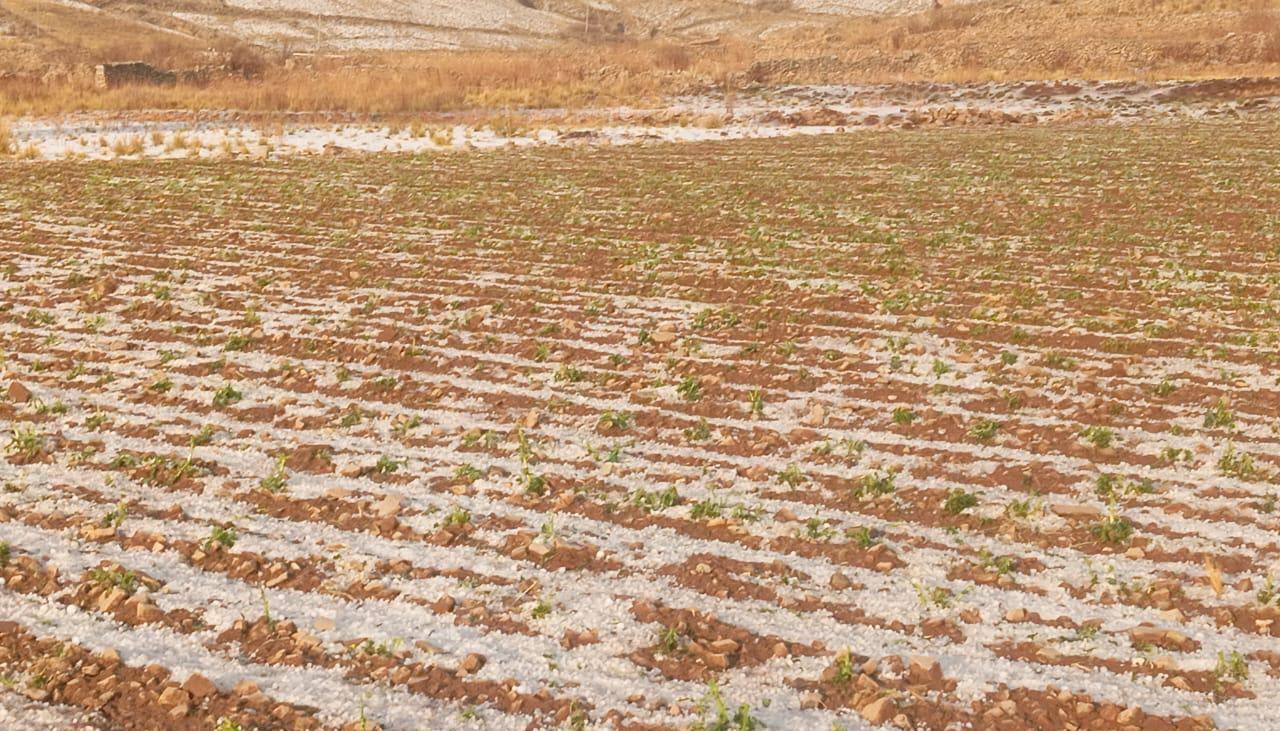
{"left": 93, "top": 62, "right": 177, "bottom": 90}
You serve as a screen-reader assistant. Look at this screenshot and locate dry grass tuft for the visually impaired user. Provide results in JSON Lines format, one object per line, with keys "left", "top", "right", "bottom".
{"left": 1241, "top": 1, "right": 1280, "bottom": 60}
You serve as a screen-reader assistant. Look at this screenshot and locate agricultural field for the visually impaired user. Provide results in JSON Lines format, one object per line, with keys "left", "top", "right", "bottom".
{"left": 1, "top": 117, "right": 1280, "bottom": 731}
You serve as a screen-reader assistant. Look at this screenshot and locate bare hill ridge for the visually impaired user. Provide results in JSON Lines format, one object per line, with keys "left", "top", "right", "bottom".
{"left": 2, "top": 0, "right": 933, "bottom": 55}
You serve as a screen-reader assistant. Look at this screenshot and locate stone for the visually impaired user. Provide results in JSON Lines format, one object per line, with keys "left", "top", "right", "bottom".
{"left": 459, "top": 653, "right": 485, "bottom": 675}
{"left": 802, "top": 403, "right": 827, "bottom": 427}
{"left": 860, "top": 696, "right": 896, "bottom": 724}
{"left": 650, "top": 328, "right": 676, "bottom": 344}
{"left": 157, "top": 686, "right": 190, "bottom": 709}
{"left": 372, "top": 494, "right": 402, "bottom": 518}
{"left": 908, "top": 655, "right": 943, "bottom": 686}
{"left": 1005, "top": 607, "right": 1028, "bottom": 622}
{"left": 1051, "top": 503, "right": 1102, "bottom": 520}
{"left": 708, "top": 638, "right": 739, "bottom": 654}
{"left": 6, "top": 381, "right": 32, "bottom": 403}
{"left": 183, "top": 673, "right": 217, "bottom": 700}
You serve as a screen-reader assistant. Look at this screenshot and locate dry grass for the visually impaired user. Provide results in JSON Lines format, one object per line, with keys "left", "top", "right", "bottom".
{"left": 0, "top": 42, "right": 751, "bottom": 117}
{"left": 1241, "top": 0, "right": 1280, "bottom": 61}
{"left": 774, "top": 0, "right": 1280, "bottom": 82}
{"left": 0, "top": 120, "right": 13, "bottom": 156}
{"left": 3, "top": 0, "right": 1280, "bottom": 118}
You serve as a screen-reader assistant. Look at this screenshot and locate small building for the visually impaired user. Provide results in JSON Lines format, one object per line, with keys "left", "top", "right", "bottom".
{"left": 93, "top": 62, "right": 177, "bottom": 90}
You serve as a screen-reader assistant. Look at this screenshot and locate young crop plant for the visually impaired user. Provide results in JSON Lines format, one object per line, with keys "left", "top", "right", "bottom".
{"left": 690, "top": 680, "right": 764, "bottom": 731}
{"left": 1094, "top": 474, "right": 1155, "bottom": 501}
{"left": 260, "top": 456, "right": 288, "bottom": 493}
{"left": 657, "top": 625, "right": 685, "bottom": 655}
{"left": 100, "top": 502, "right": 127, "bottom": 529}
{"left": 1257, "top": 578, "right": 1280, "bottom": 607}
{"left": 520, "top": 468, "right": 547, "bottom": 496}
{"left": 5, "top": 425, "right": 43, "bottom": 460}
{"left": 690, "top": 497, "right": 725, "bottom": 520}
{"left": 205, "top": 524, "right": 238, "bottom": 550}
{"left": 530, "top": 597, "right": 552, "bottom": 619}
{"left": 513, "top": 427, "right": 547, "bottom": 495}
{"left": 684, "top": 418, "right": 712, "bottom": 442}
{"left": 1215, "top": 651, "right": 1249, "bottom": 687}
{"left": 1042, "top": 352, "right": 1077, "bottom": 370}
{"left": 855, "top": 469, "right": 897, "bottom": 499}
{"left": 968, "top": 418, "right": 1001, "bottom": 443}
{"left": 677, "top": 376, "right": 702, "bottom": 402}
{"left": 224, "top": 333, "right": 252, "bottom": 352}
{"left": 831, "top": 650, "right": 857, "bottom": 684}
{"left": 89, "top": 566, "right": 139, "bottom": 593}
{"left": 892, "top": 407, "right": 918, "bottom": 425}
{"left": 632, "top": 486, "right": 680, "bottom": 512}
{"left": 374, "top": 455, "right": 402, "bottom": 474}
{"left": 943, "top": 489, "right": 979, "bottom": 516}
{"left": 1159, "top": 446, "right": 1193, "bottom": 465}
{"left": 747, "top": 388, "right": 764, "bottom": 417}
{"left": 846, "top": 526, "right": 880, "bottom": 549}
{"left": 190, "top": 425, "right": 217, "bottom": 446}
{"left": 1090, "top": 514, "right": 1134, "bottom": 545}
{"left": 1203, "top": 400, "right": 1236, "bottom": 430}
{"left": 730, "top": 503, "right": 762, "bottom": 523}
{"left": 914, "top": 583, "right": 955, "bottom": 610}
{"left": 555, "top": 364, "right": 585, "bottom": 384}
{"left": 391, "top": 414, "right": 422, "bottom": 438}
{"left": 1218, "top": 444, "right": 1260, "bottom": 480}
{"left": 800, "top": 517, "right": 835, "bottom": 541}
{"left": 212, "top": 384, "right": 243, "bottom": 408}
{"left": 454, "top": 464, "right": 483, "bottom": 484}
{"left": 978, "top": 549, "right": 1018, "bottom": 575}
{"left": 442, "top": 507, "right": 471, "bottom": 528}
{"left": 776, "top": 464, "right": 806, "bottom": 487}
{"left": 598, "top": 410, "right": 633, "bottom": 430}
{"left": 1080, "top": 425, "right": 1116, "bottom": 449}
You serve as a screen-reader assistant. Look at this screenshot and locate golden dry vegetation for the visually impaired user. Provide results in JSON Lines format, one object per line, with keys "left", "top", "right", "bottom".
{"left": 0, "top": 0, "right": 1278, "bottom": 116}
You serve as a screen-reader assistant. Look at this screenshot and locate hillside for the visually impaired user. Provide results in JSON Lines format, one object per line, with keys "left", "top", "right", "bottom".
{"left": 1, "top": 0, "right": 933, "bottom": 60}
{"left": 0, "top": 0, "right": 1277, "bottom": 116}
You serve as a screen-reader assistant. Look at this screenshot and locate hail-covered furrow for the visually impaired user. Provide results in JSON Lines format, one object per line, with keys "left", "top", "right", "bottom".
{"left": 3, "top": 119, "right": 1279, "bottom": 730}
